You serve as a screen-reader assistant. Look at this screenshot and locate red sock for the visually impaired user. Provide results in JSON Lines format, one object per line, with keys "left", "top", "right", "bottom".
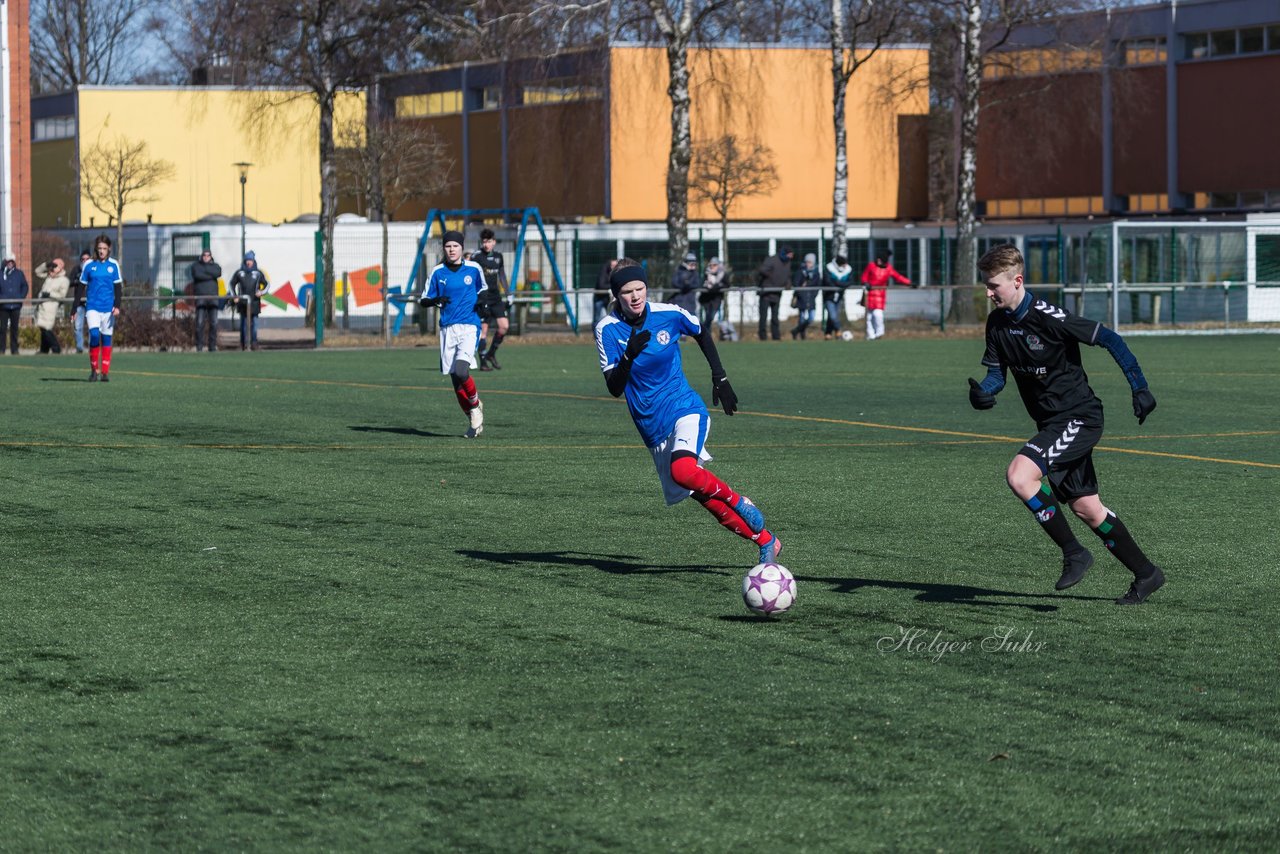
{"left": 700, "top": 497, "right": 755, "bottom": 541}
{"left": 670, "top": 456, "right": 739, "bottom": 505}
{"left": 89, "top": 346, "right": 100, "bottom": 371}
{"left": 454, "top": 376, "right": 479, "bottom": 412}
{"left": 100, "top": 345, "right": 113, "bottom": 375}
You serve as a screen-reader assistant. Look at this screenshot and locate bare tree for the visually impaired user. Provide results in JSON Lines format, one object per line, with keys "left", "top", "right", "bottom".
{"left": 629, "top": 0, "right": 734, "bottom": 278}
{"left": 29, "top": 0, "right": 157, "bottom": 90}
{"left": 336, "top": 117, "right": 456, "bottom": 342}
{"left": 200, "top": 0, "right": 420, "bottom": 328}
{"left": 689, "top": 134, "right": 779, "bottom": 270}
{"left": 78, "top": 136, "right": 176, "bottom": 267}
{"left": 826, "top": 0, "right": 902, "bottom": 259}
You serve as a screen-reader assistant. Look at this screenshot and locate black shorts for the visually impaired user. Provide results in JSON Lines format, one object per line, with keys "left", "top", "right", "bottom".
{"left": 476, "top": 299, "right": 508, "bottom": 322}
{"left": 1017, "top": 419, "right": 1103, "bottom": 501}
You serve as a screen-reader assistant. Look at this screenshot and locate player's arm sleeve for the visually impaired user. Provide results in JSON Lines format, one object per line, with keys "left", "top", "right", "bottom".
{"left": 979, "top": 333, "right": 1007, "bottom": 394}
{"left": 1094, "top": 325, "right": 1149, "bottom": 391}
{"left": 599, "top": 329, "right": 633, "bottom": 397}
{"left": 497, "top": 258, "right": 508, "bottom": 295}
{"left": 695, "top": 325, "right": 727, "bottom": 381}
{"left": 113, "top": 282, "right": 123, "bottom": 310}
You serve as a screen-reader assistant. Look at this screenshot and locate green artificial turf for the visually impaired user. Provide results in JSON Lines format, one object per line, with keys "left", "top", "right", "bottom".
{"left": 2, "top": 334, "right": 1277, "bottom": 850}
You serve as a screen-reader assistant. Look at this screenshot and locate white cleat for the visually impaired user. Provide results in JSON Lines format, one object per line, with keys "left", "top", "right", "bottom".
{"left": 464, "top": 400, "right": 484, "bottom": 438}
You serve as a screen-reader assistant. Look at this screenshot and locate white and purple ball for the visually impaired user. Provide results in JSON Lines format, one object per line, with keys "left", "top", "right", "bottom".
{"left": 742, "top": 563, "right": 796, "bottom": 616}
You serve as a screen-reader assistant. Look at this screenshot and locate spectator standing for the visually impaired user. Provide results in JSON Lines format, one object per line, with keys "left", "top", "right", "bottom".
{"left": 0, "top": 253, "right": 29, "bottom": 354}
{"left": 189, "top": 249, "right": 223, "bottom": 352}
{"left": 789, "top": 253, "right": 819, "bottom": 340}
{"left": 670, "top": 252, "right": 701, "bottom": 315}
{"left": 698, "top": 257, "right": 730, "bottom": 339}
{"left": 229, "top": 250, "right": 269, "bottom": 350}
{"left": 821, "top": 255, "right": 853, "bottom": 339}
{"left": 755, "top": 245, "right": 792, "bottom": 340}
{"left": 68, "top": 249, "right": 91, "bottom": 353}
{"left": 594, "top": 259, "right": 618, "bottom": 327}
{"left": 860, "top": 249, "right": 911, "bottom": 340}
{"left": 34, "top": 258, "right": 70, "bottom": 354}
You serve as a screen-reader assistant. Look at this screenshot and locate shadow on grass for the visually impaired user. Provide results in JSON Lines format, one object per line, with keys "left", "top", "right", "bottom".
{"left": 39, "top": 377, "right": 92, "bottom": 382}
{"left": 349, "top": 425, "right": 453, "bottom": 438}
{"left": 458, "top": 549, "right": 734, "bottom": 576}
{"left": 802, "top": 573, "right": 1112, "bottom": 612}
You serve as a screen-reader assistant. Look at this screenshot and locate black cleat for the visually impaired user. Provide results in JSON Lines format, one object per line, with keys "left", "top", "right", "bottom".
{"left": 88, "top": 370, "right": 99, "bottom": 382}
{"left": 99, "top": 374, "right": 110, "bottom": 382}
{"left": 1116, "top": 566, "right": 1165, "bottom": 605}
{"left": 486, "top": 354, "right": 501, "bottom": 370}
{"left": 1056, "top": 547, "right": 1094, "bottom": 590}
{"left": 478, "top": 360, "right": 493, "bottom": 372}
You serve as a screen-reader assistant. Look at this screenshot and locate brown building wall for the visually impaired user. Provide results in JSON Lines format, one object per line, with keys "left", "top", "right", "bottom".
{"left": 7, "top": 0, "right": 31, "bottom": 267}
{"left": 976, "top": 72, "right": 1102, "bottom": 201}
{"left": 1112, "top": 65, "right": 1166, "bottom": 196}
{"left": 392, "top": 115, "right": 464, "bottom": 220}
{"left": 1178, "top": 54, "right": 1280, "bottom": 193}
{"left": 506, "top": 100, "right": 606, "bottom": 218}
{"left": 466, "top": 111, "right": 503, "bottom": 208}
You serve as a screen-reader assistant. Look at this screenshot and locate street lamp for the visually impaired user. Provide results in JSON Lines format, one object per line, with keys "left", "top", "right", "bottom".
{"left": 233, "top": 162, "right": 253, "bottom": 259}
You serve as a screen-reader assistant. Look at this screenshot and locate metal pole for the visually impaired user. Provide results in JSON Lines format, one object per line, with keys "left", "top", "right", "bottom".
{"left": 239, "top": 175, "right": 246, "bottom": 261}
{"left": 1110, "top": 220, "right": 1121, "bottom": 328}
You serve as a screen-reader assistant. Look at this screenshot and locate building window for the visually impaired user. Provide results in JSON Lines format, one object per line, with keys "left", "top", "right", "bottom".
{"left": 1268, "top": 25, "right": 1280, "bottom": 51}
{"left": 521, "top": 78, "right": 601, "bottom": 105}
{"left": 395, "top": 91, "right": 463, "bottom": 118}
{"left": 1210, "top": 30, "right": 1237, "bottom": 57}
{"left": 33, "top": 115, "right": 75, "bottom": 141}
{"left": 1120, "top": 37, "right": 1166, "bottom": 66}
{"left": 1239, "top": 27, "right": 1264, "bottom": 54}
{"left": 469, "top": 86, "right": 500, "bottom": 111}
{"left": 1185, "top": 32, "right": 1209, "bottom": 59}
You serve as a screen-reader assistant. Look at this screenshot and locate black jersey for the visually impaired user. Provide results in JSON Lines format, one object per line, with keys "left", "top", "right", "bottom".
{"left": 471, "top": 249, "right": 507, "bottom": 301}
{"left": 982, "top": 292, "right": 1104, "bottom": 427}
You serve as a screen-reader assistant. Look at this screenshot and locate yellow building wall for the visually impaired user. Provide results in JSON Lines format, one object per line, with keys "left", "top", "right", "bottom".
{"left": 31, "top": 138, "right": 77, "bottom": 228}
{"left": 608, "top": 46, "right": 928, "bottom": 222}
{"left": 64, "top": 87, "right": 365, "bottom": 227}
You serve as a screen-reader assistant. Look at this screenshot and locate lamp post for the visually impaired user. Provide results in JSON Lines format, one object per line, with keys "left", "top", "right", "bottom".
{"left": 233, "top": 162, "right": 253, "bottom": 259}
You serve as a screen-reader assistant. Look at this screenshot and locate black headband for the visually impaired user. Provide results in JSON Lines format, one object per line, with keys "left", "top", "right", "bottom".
{"left": 442, "top": 230, "right": 465, "bottom": 246}
{"left": 609, "top": 265, "right": 647, "bottom": 297}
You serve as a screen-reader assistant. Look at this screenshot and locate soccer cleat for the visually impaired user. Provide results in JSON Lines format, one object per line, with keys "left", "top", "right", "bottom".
{"left": 100, "top": 374, "right": 110, "bottom": 383}
{"left": 1055, "top": 547, "right": 1094, "bottom": 590}
{"left": 88, "top": 370, "right": 98, "bottom": 382}
{"left": 478, "top": 360, "right": 494, "bottom": 372}
{"left": 733, "top": 495, "right": 765, "bottom": 535}
{"left": 486, "top": 354, "right": 501, "bottom": 370}
{"left": 1115, "top": 566, "right": 1165, "bottom": 605}
{"left": 464, "top": 400, "right": 484, "bottom": 438}
{"left": 757, "top": 533, "right": 782, "bottom": 564}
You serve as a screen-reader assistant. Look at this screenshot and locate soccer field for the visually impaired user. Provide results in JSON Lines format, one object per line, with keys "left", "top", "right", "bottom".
{"left": 2, "top": 335, "right": 1277, "bottom": 849}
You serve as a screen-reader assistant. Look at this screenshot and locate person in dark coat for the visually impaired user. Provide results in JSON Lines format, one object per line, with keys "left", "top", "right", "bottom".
{"left": 189, "top": 249, "right": 223, "bottom": 352}
{"left": 228, "top": 250, "right": 269, "bottom": 350}
{"left": 789, "top": 253, "right": 819, "bottom": 339}
{"left": 755, "top": 246, "right": 792, "bottom": 340}
{"left": 0, "top": 253, "right": 30, "bottom": 354}
{"left": 670, "top": 252, "right": 701, "bottom": 314}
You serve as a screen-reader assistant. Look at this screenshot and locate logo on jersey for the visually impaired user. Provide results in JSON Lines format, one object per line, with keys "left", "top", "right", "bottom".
{"left": 1026, "top": 333, "right": 1044, "bottom": 351}
{"left": 1034, "top": 300, "right": 1066, "bottom": 320}
{"left": 463, "top": 275, "right": 473, "bottom": 284}
{"left": 656, "top": 330, "right": 671, "bottom": 345}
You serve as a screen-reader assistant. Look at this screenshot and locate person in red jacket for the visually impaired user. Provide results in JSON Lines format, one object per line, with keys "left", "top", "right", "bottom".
{"left": 860, "top": 249, "right": 910, "bottom": 340}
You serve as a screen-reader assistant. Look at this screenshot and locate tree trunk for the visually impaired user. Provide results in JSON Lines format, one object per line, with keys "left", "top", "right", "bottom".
{"left": 948, "top": 0, "right": 983, "bottom": 324}
{"left": 318, "top": 86, "right": 337, "bottom": 328}
{"left": 829, "top": 0, "right": 849, "bottom": 260}
{"left": 664, "top": 38, "right": 692, "bottom": 278}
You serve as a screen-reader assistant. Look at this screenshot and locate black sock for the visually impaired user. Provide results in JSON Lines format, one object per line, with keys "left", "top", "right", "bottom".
{"left": 488, "top": 332, "right": 504, "bottom": 356}
{"left": 1092, "top": 512, "right": 1157, "bottom": 575}
{"left": 1023, "top": 484, "right": 1084, "bottom": 554}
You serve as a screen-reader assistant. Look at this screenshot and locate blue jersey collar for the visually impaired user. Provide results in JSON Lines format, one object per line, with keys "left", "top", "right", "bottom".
{"left": 1006, "top": 289, "right": 1034, "bottom": 322}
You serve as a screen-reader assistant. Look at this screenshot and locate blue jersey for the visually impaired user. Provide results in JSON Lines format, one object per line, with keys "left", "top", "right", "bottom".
{"left": 426, "top": 260, "right": 486, "bottom": 328}
{"left": 596, "top": 302, "right": 707, "bottom": 447}
{"left": 80, "top": 257, "right": 122, "bottom": 312}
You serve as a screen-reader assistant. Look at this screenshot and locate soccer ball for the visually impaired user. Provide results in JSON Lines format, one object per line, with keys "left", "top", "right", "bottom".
{"left": 840, "top": 330, "right": 854, "bottom": 341}
{"left": 742, "top": 562, "right": 797, "bottom": 616}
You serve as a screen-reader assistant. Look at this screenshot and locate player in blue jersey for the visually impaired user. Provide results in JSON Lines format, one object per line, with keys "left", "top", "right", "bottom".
{"left": 73, "top": 235, "right": 123, "bottom": 382}
{"left": 596, "top": 259, "right": 781, "bottom": 564}
{"left": 970, "top": 244, "right": 1163, "bottom": 604}
{"left": 420, "top": 230, "right": 487, "bottom": 438}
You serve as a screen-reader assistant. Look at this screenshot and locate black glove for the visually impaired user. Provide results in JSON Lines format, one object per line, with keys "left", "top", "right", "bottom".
{"left": 1132, "top": 388, "right": 1156, "bottom": 425}
{"left": 623, "top": 327, "right": 651, "bottom": 361}
{"left": 968, "top": 378, "right": 996, "bottom": 410}
{"left": 711, "top": 375, "right": 738, "bottom": 416}
{"left": 419, "top": 295, "right": 451, "bottom": 308}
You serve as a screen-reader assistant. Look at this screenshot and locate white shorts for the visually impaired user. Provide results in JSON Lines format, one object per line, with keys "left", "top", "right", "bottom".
{"left": 439, "top": 324, "right": 481, "bottom": 375}
{"left": 649, "top": 412, "right": 713, "bottom": 506}
{"left": 85, "top": 309, "right": 116, "bottom": 336}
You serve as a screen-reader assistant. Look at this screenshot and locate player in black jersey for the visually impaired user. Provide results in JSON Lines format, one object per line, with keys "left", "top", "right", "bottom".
{"left": 969, "top": 244, "right": 1164, "bottom": 605}
{"left": 471, "top": 228, "right": 509, "bottom": 371}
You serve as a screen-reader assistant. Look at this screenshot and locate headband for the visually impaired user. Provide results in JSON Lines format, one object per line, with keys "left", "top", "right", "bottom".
{"left": 609, "top": 265, "right": 647, "bottom": 297}
{"left": 442, "top": 230, "right": 465, "bottom": 246}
